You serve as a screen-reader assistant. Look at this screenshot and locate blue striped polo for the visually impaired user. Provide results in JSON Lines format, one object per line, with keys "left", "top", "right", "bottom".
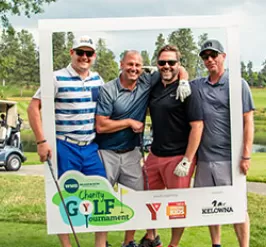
{"left": 33, "top": 64, "right": 104, "bottom": 142}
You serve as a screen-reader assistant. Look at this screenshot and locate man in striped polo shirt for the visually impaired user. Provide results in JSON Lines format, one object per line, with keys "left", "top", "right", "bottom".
{"left": 28, "top": 35, "right": 107, "bottom": 247}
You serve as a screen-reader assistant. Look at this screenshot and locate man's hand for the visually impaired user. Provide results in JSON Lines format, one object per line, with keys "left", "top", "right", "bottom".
{"left": 129, "top": 119, "right": 144, "bottom": 133}
{"left": 176, "top": 66, "right": 191, "bottom": 102}
{"left": 37, "top": 142, "right": 52, "bottom": 162}
{"left": 176, "top": 80, "right": 191, "bottom": 102}
{"left": 240, "top": 159, "right": 250, "bottom": 175}
{"left": 173, "top": 157, "right": 191, "bottom": 177}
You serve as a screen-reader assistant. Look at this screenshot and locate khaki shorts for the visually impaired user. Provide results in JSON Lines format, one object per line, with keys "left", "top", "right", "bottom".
{"left": 99, "top": 148, "right": 144, "bottom": 191}
{"left": 194, "top": 160, "right": 232, "bottom": 187}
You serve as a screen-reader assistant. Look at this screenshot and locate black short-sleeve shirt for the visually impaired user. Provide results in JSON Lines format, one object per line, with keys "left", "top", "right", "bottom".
{"left": 149, "top": 80, "right": 203, "bottom": 157}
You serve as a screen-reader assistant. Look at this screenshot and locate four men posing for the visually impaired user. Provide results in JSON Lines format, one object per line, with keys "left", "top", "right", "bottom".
{"left": 28, "top": 36, "right": 254, "bottom": 247}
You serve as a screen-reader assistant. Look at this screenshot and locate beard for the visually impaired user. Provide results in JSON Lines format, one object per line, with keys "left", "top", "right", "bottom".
{"left": 160, "top": 68, "right": 178, "bottom": 84}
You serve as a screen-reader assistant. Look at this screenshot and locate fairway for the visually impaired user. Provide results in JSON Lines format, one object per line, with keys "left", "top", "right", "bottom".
{"left": 0, "top": 175, "right": 266, "bottom": 246}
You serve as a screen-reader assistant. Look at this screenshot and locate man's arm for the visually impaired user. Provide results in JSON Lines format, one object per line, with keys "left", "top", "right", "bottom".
{"left": 27, "top": 98, "right": 52, "bottom": 162}
{"left": 240, "top": 110, "right": 254, "bottom": 175}
{"left": 96, "top": 115, "right": 144, "bottom": 134}
{"left": 173, "top": 120, "right": 203, "bottom": 177}
{"left": 184, "top": 120, "right": 204, "bottom": 161}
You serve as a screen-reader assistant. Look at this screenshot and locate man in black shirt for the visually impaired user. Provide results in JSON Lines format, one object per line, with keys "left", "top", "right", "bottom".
{"left": 141, "top": 45, "right": 203, "bottom": 247}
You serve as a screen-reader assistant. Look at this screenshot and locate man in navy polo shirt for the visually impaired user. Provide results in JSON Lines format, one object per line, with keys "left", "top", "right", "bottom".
{"left": 95, "top": 50, "right": 190, "bottom": 247}
{"left": 193, "top": 39, "right": 255, "bottom": 247}
{"left": 141, "top": 45, "right": 204, "bottom": 247}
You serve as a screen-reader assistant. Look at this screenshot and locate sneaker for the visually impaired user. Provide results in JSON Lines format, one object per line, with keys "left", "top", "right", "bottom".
{"left": 122, "top": 241, "right": 138, "bottom": 247}
{"left": 139, "top": 234, "right": 162, "bottom": 247}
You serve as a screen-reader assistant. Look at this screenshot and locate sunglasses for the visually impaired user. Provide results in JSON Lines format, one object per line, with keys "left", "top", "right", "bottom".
{"left": 201, "top": 51, "right": 219, "bottom": 60}
{"left": 74, "top": 49, "right": 95, "bottom": 57}
{"left": 157, "top": 60, "right": 178, "bottom": 66}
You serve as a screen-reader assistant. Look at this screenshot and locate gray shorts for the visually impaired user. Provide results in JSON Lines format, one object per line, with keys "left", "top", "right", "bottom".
{"left": 194, "top": 160, "right": 232, "bottom": 187}
{"left": 99, "top": 148, "right": 144, "bottom": 191}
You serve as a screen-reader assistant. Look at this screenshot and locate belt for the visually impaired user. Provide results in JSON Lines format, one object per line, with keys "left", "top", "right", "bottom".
{"left": 57, "top": 136, "right": 90, "bottom": 146}
{"left": 113, "top": 147, "right": 135, "bottom": 154}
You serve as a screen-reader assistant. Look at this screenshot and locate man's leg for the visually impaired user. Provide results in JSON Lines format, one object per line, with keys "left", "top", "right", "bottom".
{"left": 58, "top": 234, "right": 72, "bottom": 247}
{"left": 123, "top": 230, "right": 136, "bottom": 246}
{"left": 139, "top": 152, "right": 164, "bottom": 247}
{"left": 169, "top": 227, "right": 185, "bottom": 247}
{"left": 145, "top": 229, "right": 157, "bottom": 240}
{"left": 209, "top": 225, "right": 221, "bottom": 246}
{"left": 95, "top": 232, "right": 108, "bottom": 247}
{"left": 234, "top": 212, "right": 250, "bottom": 247}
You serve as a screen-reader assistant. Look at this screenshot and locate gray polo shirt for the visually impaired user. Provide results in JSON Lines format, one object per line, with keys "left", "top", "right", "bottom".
{"left": 191, "top": 71, "right": 255, "bottom": 162}
{"left": 96, "top": 73, "right": 159, "bottom": 150}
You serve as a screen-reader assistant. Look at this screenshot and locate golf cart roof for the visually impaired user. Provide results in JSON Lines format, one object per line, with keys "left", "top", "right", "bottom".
{"left": 0, "top": 100, "right": 17, "bottom": 112}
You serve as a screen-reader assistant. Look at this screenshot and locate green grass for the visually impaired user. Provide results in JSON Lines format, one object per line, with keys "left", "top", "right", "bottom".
{"left": 251, "top": 88, "right": 266, "bottom": 109}
{"left": 17, "top": 99, "right": 30, "bottom": 121}
{"left": 247, "top": 153, "right": 266, "bottom": 182}
{"left": 0, "top": 85, "right": 37, "bottom": 98}
{"left": 23, "top": 152, "right": 42, "bottom": 165}
{"left": 0, "top": 175, "right": 265, "bottom": 246}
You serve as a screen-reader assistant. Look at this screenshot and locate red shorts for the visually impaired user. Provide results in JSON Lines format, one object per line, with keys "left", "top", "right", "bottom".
{"left": 143, "top": 152, "right": 196, "bottom": 190}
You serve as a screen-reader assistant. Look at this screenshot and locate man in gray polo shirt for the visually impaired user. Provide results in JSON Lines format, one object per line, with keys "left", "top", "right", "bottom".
{"left": 193, "top": 39, "right": 255, "bottom": 247}
{"left": 95, "top": 50, "right": 189, "bottom": 247}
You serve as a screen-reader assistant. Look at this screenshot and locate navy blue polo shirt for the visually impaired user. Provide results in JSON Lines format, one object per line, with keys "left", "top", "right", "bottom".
{"left": 149, "top": 79, "right": 203, "bottom": 157}
{"left": 191, "top": 71, "right": 255, "bottom": 162}
{"left": 96, "top": 73, "right": 159, "bottom": 150}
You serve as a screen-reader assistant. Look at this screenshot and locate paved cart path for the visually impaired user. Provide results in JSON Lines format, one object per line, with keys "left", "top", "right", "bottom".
{"left": 1, "top": 164, "right": 266, "bottom": 196}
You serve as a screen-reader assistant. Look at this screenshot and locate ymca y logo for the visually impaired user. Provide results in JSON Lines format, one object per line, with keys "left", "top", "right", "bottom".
{"left": 146, "top": 203, "right": 161, "bottom": 220}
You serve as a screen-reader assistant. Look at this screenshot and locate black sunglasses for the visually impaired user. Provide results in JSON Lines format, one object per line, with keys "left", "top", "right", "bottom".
{"left": 201, "top": 51, "right": 219, "bottom": 60}
{"left": 157, "top": 60, "right": 178, "bottom": 66}
{"left": 74, "top": 49, "right": 95, "bottom": 57}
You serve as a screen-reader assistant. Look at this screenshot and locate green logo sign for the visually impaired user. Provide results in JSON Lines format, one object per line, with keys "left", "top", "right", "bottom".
{"left": 52, "top": 172, "right": 134, "bottom": 227}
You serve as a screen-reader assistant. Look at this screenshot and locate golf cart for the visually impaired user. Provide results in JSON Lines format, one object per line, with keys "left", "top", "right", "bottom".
{"left": 0, "top": 100, "right": 26, "bottom": 171}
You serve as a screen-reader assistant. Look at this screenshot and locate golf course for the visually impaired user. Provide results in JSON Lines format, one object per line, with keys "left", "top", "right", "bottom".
{"left": 0, "top": 87, "right": 266, "bottom": 246}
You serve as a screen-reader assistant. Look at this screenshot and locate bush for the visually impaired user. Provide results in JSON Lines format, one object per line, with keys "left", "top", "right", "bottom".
{"left": 21, "top": 130, "right": 37, "bottom": 152}
{"left": 254, "top": 132, "right": 266, "bottom": 145}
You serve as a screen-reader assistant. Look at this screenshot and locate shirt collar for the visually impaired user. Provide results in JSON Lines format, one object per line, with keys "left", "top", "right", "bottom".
{"left": 116, "top": 76, "right": 141, "bottom": 92}
{"left": 66, "top": 64, "right": 92, "bottom": 80}
{"left": 205, "top": 70, "right": 228, "bottom": 86}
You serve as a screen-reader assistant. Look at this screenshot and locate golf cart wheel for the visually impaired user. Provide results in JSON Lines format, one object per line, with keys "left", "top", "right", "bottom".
{"left": 6, "top": 154, "right": 21, "bottom": 171}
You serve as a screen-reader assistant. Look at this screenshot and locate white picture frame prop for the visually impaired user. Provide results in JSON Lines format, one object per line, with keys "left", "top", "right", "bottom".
{"left": 38, "top": 15, "right": 245, "bottom": 234}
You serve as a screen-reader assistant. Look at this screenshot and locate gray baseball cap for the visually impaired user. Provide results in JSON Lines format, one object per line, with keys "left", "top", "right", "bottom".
{"left": 199, "top": 39, "right": 224, "bottom": 56}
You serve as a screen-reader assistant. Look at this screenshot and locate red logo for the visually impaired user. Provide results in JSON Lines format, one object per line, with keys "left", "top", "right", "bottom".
{"left": 146, "top": 203, "right": 161, "bottom": 220}
{"left": 166, "top": 201, "right": 186, "bottom": 219}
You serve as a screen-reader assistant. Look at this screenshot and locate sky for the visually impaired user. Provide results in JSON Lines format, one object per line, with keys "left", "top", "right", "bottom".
{"left": 6, "top": 0, "right": 266, "bottom": 71}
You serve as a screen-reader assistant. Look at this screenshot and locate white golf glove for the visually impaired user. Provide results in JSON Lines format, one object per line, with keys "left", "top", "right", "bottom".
{"left": 173, "top": 157, "right": 191, "bottom": 177}
{"left": 176, "top": 80, "right": 191, "bottom": 102}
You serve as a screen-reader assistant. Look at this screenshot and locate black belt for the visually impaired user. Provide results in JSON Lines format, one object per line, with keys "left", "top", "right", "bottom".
{"left": 113, "top": 148, "right": 135, "bottom": 154}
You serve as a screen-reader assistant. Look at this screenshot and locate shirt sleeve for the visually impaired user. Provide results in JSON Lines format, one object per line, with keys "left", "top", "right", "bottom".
{"left": 96, "top": 85, "right": 114, "bottom": 116}
{"left": 242, "top": 79, "right": 255, "bottom": 113}
{"left": 185, "top": 83, "right": 204, "bottom": 122}
{"left": 33, "top": 75, "right": 58, "bottom": 99}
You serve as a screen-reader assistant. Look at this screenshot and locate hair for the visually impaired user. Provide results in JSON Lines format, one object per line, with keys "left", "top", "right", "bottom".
{"left": 121, "top": 50, "right": 142, "bottom": 62}
{"left": 157, "top": 45, "right": 181, "bottom": 61}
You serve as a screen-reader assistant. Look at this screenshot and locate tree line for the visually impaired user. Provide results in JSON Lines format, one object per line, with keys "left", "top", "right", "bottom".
{"left": 1, "top": 26, "right": 266, "bottom": 87}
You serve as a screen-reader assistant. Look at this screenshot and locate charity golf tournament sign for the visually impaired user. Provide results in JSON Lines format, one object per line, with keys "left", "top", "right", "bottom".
{"left": 39, "top": 15, "right": 246, "bottom": 234}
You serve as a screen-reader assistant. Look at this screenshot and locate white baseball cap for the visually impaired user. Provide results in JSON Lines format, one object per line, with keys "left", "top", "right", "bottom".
{"left": 72, "top": 35, "right": 96, "bottom": 50}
